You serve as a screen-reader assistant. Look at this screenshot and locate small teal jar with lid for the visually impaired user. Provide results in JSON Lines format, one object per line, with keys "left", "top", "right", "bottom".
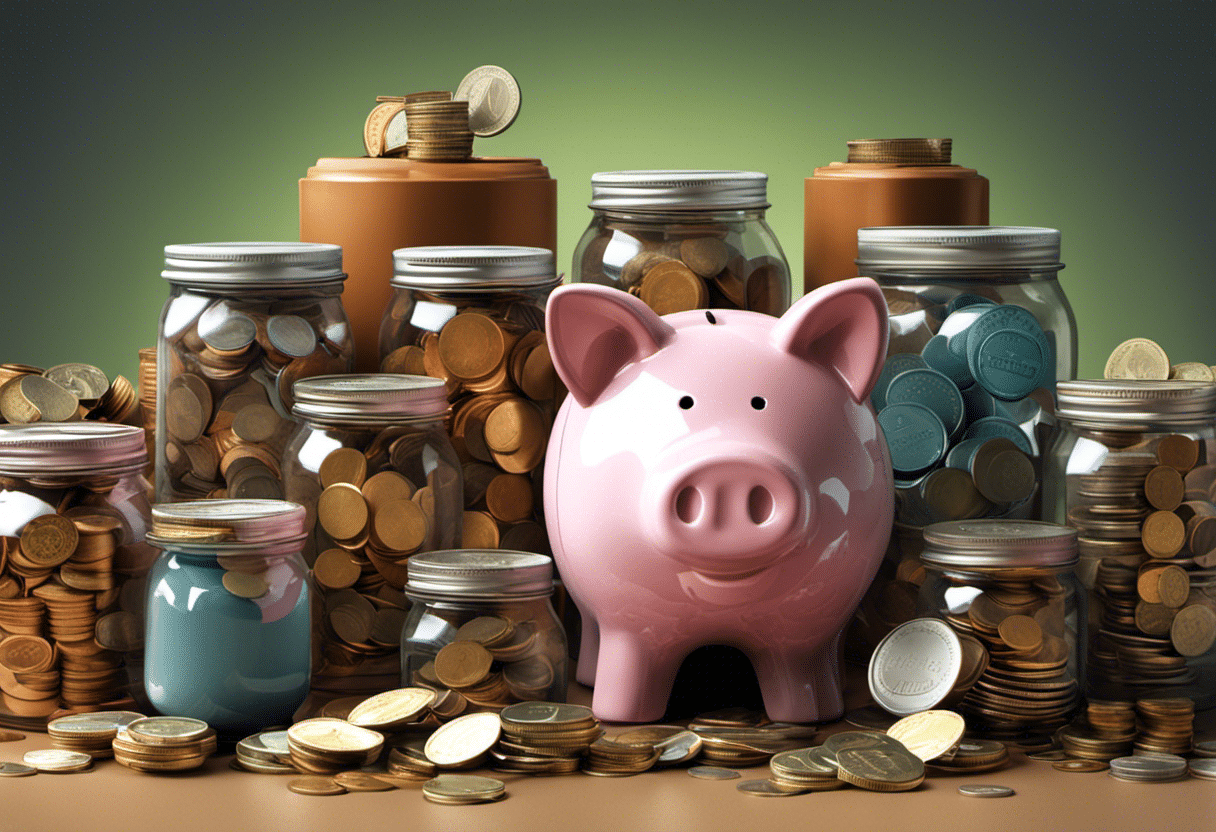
{"left": 144, "top": 499, "right": 311, "bottom": 735}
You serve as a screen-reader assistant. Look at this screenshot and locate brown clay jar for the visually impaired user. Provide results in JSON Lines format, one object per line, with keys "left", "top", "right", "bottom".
{"left": 804, "top": 139, "right": 988, "bottom": 292}
{"left": 300, "top": 157, "right": 557, "bottom": 372}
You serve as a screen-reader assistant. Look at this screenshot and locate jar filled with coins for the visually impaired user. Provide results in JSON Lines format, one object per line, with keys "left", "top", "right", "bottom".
{"left": 402, "top": 550, "right": 567, "bottom": 709}
{"left": 155, "top": 242, "right": 354, "bottom": 503}
{"left": 281, "top": 374, "right": 462, "bottom": 697}
{"left": 1046, "top": 379, "right": 1216, "bottom": 708}
{"left": 379, "top": 246, "right": 562, "bottom": 554}
{"left": 0, "top": 423, "right": 153, "bottom": 728}
{"left": 572, "top": 170, "right": 791, "bottom": 316}
{"left": 920, "top": 519, "right": 1083, "bottom": 743}
{"left": 852, "top": 227, "right": 1075, "bottom": 655}
{"left": 144, "top": 499, "right": 311, "bottom": 736}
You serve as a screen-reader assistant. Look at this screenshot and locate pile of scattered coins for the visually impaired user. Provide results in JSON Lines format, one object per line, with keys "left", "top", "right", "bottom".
{"left": 363, "top": 66, "right": 521, "bottom": 161}
{"left": 1056, "top": 696, "right": 1196, "bottom": 762}
{"left": 0, "top": 363, "right": 139, "bottom": 426}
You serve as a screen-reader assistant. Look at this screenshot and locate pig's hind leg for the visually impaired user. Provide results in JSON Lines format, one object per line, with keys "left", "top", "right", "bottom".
{"left": 749, "top": 632, "right": 845, "bottom": 723}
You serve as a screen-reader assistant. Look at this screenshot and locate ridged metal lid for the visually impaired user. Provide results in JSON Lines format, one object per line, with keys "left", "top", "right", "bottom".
{"left": 292, "top": 374, "right": 448, "bottom": 424}
{"left": 162, "top": 242, "right": 346, "bottom": 289}
{"left": 391, "top": 246, "right": 558, "bottom": 290}
{"left": 856, "top": 226, "right": 1062, "bottom": 270}
{"left": 148, "top": 499, "right": 307, "bottom": 547}
{"left": 589, "top": 170, "right": 769, "bottom": 210}
{"left": 922, "top": 519, "right": 1078, "bottom": 568}
{"left": 0, "top": 423, "right": 147, "bottom": 475}
{"left": 406, "top": 549, "right": 553, "bottom": 598}
{"left": 1056, "top": 379, "right": 1216, "bottom": 428}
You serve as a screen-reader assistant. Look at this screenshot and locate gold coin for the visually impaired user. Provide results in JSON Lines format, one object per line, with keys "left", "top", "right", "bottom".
{"left": 363, "top": 101, "right": 404, "bottom": 157}
{"left": 424, "top": 712, "right": 503, "bottom": 768}
{"left": 1156, "top": 565, "right": 1190, "bottom": 609}
{"left": 885, "top": 710, "right": 966, "bottom": 762}
{"left": 370, "top": 498, "right": 428, "bottom": 554}
{"left": 484, "top": 473, "right": 534, "bottom": 523}
{"left": 222, "top": 569, "right": 269, "bottom": 599}
{"left": 319, "top": 447, "right": 368, "bottom": 489}
{"left": 462, "top": 510, "right": 500, "bottom": 549}
{"left": 439, "top": 313, "right": 506, "bottom": 381}
{"left": 231, "top": 404, "right": 282, "bottom": 444}
{"left": 1157, "top": 434, "right": 1200, "bottom": 472}
{"left": 0, "top": 634, "right": 55, "bottom": 673}
{"left": 332, "top": 771, "right": 396, "bottom": 792}
{"left": 1170, "top": 362, "right": 1214, "bottom": 381}
{"left": 288, "top": 719, "right": 384, "bottom": 755}
{"left": 381, "top": 344, "right": 428, "bottom": 376}
{"left": 679, "top": 237, "right": 731, "bottom": 278}
{"left": 1104, "top": 338, "right": 1170, "bottom": 380}
{"left": 997, "top": 614, "right": 1043, "bottom": 652}
{"left": 639, "top": 260, "right": 708, "bottom": 315}
{"left": 421, "top": 772, "right": 505, "bottom": 804}
{"left": 361, "top": 470, "right": 416, "bottom": 511}
{"left": 313, "top": 548, "right": 362, "bottom": 590}
{"left": 288, "top": 775, "right": 347, "bottom": 796}
{"left": 483, "top": 398, "right": 545, "bottom": 455}
{"left": 19, "top": 514, "right": 79, "bottom": 567}
{"left": 346, "top": 687, "right": 436, "bottom": 730}
{"left": 434, "top": 640, "right": 494, "bottom": 689}
{"left": 165, "top": 373, "right": 213, "bottom": 443}
{"left": 835, "top": 746, "right": 925, "bottom": 791}
{"left": 317, "top": 483, "right": 369, "bottom": 541}
{"left": 620, "top": 251, "right": 673, "bottom": 288}
{"left": 1170, "top": 603, "right": 1216, "bottom": 656}
{"left": 454, "top": 615, "right": 514, "bottom": 647}
{"left": 921, "top": 466, "right": 991, "bottom": 521}
{"left": 1054, "top": 759, "right": 1108, "bottom": 772}
{"left": 1, "top": 374, "right": 80, "bottom": 423}
{"left": 519, "top": 341, "right": 560, "bottom": 402}
{"left": 1142, "top": 510, "right": 1185, "bottom": 558}
{"left": 746, "top": 260, "right": 786, "bottom": 315}
{"left": 1143, "top": 465, "right": 1185, "bottom": 511}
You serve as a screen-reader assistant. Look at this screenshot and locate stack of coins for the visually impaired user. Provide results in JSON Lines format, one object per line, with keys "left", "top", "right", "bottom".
{"left": 362, "top": 65, "right": 522, "bottom": 160}
{"left": 47, "top": 710, "right": 142, "bottom": 759}
{"left": 21, "top": 748, "right": 93, "bottom": 773}
{"left": 386, "top": 740, "right": 438, "bottom": 779}
{"left": 767, "top": 748, "right": 846, "bottom": 791}
{"left": 1134, "top": 697, "right": 1194, "bottom": 755}
{"left": 384, "top": 312, "right": 562, "bottom": 553}
{"left": 234, "top": 729, "right": 296, "bottom": 774}
{"left": 582, "top": 737, "right": 661, "bottom": 776}
{"left": 287, "top": 718, "right": 385, "bottom": 773}
{"left": 1108, "top": 753, "right": 1189, "bottom": 783}
{"left": 925, "top": 738, "right": 1010, "bottom": 774}
{"left": 491, "top": 702, "right": 600, "bottom": 772}
{"left": 613, "top": 724, "right": 703, "bottom": 766}
{"left": 732, "top": 731, "right": 926, "bottom": 797}
{"left": 421, "top": 773, "right": 506, "bottom": 805}
{"left": 589, "top": 235, "right": 787, "bottom": 317}
{"left": 0, "top": 363, "right": 140, "bottom": 426}
{"left": 1057, "top": 699, "right": 1136, "bottom": 761}
{"left": 137, "top": 348, "right": 157, "bottom": 490}
{"left": 1104, "top": 337, "right": 1214, "bottom": 382}
{"left": 112, "top": 716, "right": 217, "bottom": 773}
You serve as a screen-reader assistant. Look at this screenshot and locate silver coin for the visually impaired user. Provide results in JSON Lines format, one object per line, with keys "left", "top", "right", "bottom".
{"left": 384, "top": 110, "right": 409, "bottom": 155}
{"left": 453, "top": 65, "right": 521, "bottom": 137}
{"left": 958, "top": 784, "right": 1014, "bottom": 798}
{"left": 266, "top": 315, "right": 317, "bottom": 358}
{"left": 237, "top": 730, "right": 292, "bottom": 764}
{"left": 688, "top": 766, "right": 741, "bottom": 780}
{"left": 0, "top": 762, "right": 36, "bottom": 777}
{"left": 23, "top": 749, "right": 93, "bottom": 772}
{"left": 737, "top": 778, "right": 804, "bottom": 797}
{"left": 126, "top": 716, "right": 211, "bottom": 743}
{"left": 655, "top": 731, "right": 702, "bottom": 765}
{"left": 43, "top": 363, "right": 109, "bottom": 401}
{"left": 1192, "top": 740, "right": 1216, "bottom": 758}
{"left": 1109, "top": 754, "right": 1188, "bottom": 781}
{"left": 1188, "top": 759, "right": 1216, "bottom": 780}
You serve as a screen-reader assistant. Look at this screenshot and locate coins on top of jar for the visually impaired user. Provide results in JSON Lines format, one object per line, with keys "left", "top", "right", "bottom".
{"left": 578, "top": 171, "right": 789, "bottom": 317}
{"left": 0, "top": 363, "right": 140, "bottom": 426}
{"left": 362, "top": 65, "right": 521, "bottom": 160}
{"left": 1103, "top": 337, "right": 1214, "bottom": 382}
{"left": 158, "top": 242, "right": 352, "bottom": 502}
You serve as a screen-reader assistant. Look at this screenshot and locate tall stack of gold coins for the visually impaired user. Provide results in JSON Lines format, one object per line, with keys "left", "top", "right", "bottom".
{"left": 380, "top": 247, "right": 563, "bottom": 555}
{"left": 1048, "top": 379, "right": 1216, "bottom": 708}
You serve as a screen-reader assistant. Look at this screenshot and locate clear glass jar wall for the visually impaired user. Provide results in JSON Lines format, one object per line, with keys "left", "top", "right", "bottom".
{"left": 0, "top": 423, "right": 153, "bottom": 729}
{"left": 379, "top": 246, "right": 562, "bottom": 555}
{"left": 572, "top": 170, "right": 791, "bottom": 316}
{"left": 402, "top": 550, "right": 567, "bottom": 708}
{"left": 155, "top": 242, "right": 354, "bottom": 503}
{"left": 280, "top": 374, "right": 463, "bottom": 698}
{"left": 854, "top": 226, "right": 1076, "bottom": 654}
{"left": 919, "top": 520, "right": 1082, "bottom": 743}
{"left": 1046, "top": 380, "right": 1216, "bottom": 709}
{"left": 144, "top": 500, "right": 310, "bottom": 735}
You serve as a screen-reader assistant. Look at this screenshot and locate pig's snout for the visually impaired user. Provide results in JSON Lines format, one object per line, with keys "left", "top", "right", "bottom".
{"left": 649, "top": 454, "right": 807, "bottom": 578}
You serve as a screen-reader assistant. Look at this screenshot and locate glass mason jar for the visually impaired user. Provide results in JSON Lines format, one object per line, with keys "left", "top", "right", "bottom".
{"left": 572, "top": 170, "right": 791, "bottom": 316}
{"left": 380, "top": 246, "right": 562, "bottom": 555}
{"left": 852, "top": 226, "right": 1076, "bottom": 656}
{"left": 156, "top": 242, "right": 354, "bottom": 503}
{"left": 144, "top": 499, "right": 310, "bottom": 735}
{"left": 402, "top": 550, "right": 567, "bottom": 710}
{"left": 920, "top": 519, "right": 1082, "bottom": 743}
{"left": 1046, "top": 379, "right": 1216, "bottom": 708}
{"left": 0, "top": 423, "right": 153, "bottom": 729}
{"left": 281, "top": 374, "right": 463, "bottom": 697}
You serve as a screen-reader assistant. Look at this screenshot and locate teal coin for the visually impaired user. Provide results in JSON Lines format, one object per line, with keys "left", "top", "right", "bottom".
{"left": 947, "top": 294, "right": 993, "bottom": 315}
{"left": 972, "top": 329, "right": 1045, "bottom": 401}
{"left": 884, "top": 368, "right": 965, "bottom": 440}
{"left": 921, "top": 334, "right": 973, "bottom": 389}
{"left": 944, "top": 437, "right": 987, "bottom": 471}
{"left": 878, "top": 402, "right": 948, "bottom": 476}
{"left": 964, "top": 416, "right": 1034, "bottom": 455}
{"left": 871, "top": 352, "right": 928, "bottom": 411}
{"left": 964, "top": 305, "right": 1050, "bottom": 401}
{"left": 940, "top": 304, "right": 996, "bottom": 361}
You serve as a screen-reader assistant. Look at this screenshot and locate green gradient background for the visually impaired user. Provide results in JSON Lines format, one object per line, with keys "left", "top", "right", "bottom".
{"left": 1, "top": 0, "right": 1211, "bottom": 383}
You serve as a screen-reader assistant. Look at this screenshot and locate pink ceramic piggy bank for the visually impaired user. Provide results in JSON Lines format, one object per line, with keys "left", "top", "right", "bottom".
{"left": 543, "top": 278, "right": 893, "bottom": 723}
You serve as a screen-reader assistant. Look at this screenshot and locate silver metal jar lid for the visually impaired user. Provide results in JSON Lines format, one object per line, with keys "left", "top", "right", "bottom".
{"left": 856, "top": 226, "right": 1063, "bottom": 270}
{"left": 921, "top": 519, "right": 1078, "bottom": 568}
{"left": 292, "top": 374, "right": 449, "bottom": 424}
{"left": 162, "top": 242, "right": 346, "bottom": 289}
{"left": 0, "top": 423, "right": 147, "bottom": 476}
{"left": 1056, "top": 379, "right": 1216, "bottom": 429}
{"left": 588, "top": 170, "right": 770, "bottom": 211}
{"left": 148, "top": 499, "right": 307, "bottom": 547}
{"left": 406, "top": 549, "right": 553, "bottom": 599}
{"left": 390, "top": 246, "right": 558, "bottom": 291}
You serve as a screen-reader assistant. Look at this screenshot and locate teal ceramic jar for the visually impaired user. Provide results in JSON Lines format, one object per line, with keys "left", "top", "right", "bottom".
{"left": 144, "top": 499, "right": 310, "bottom": 735}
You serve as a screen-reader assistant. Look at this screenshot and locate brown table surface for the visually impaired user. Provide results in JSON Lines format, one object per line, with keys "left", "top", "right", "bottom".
{"left": 5, "top": 681, "right": 1215, "bottom": 832}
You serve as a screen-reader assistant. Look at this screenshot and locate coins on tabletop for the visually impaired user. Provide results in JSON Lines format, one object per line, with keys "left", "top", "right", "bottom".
{"left": 23, "top": 748, "right": 94, "bottom": 772}
{"left": 289, "top": 775, "right": 348, "bottom": 796}
{"left": 927, "top": 739, "right": 1009, "bottom": 773}
{"left": 1188, "top": 759, "right": 1216, "bottom": 781}
{"left": 834, "top": 745, "right": 926, "bottom": 792}
{"left": 113, "top": 719, "right": 218, "bottom": 773}
{"left": 0, "top": 761, "right": 36, "bottom": 777}
{"left": 688, "top": 765, "right": 742, "bottom": 780}
{"left": 582, "top": 737, "right": 661, "bottom": 776}
{"left": 333, "top": 771, "right": 397, "bottom": 791}
{"left": 736, "top": 778, "right": 810, "bottom": 797}
{"left": 126, "top": 716, "right": 211, "bottom": 744}
{"left": 346, "top": 687, "right": 437, "bottom": 730}
{"left": 48, "top": 711, "right": 143, "bottom": 757}
{"left": 287, "top": 718, "right": 385, "bottom": 773}
{"left": 886, "top": 710, "right": 966, "bottom": 762}
{"left": 424, "top": 711, "right": 502, "bottom": 768}
{"left": 1109, "top": 753, "right": 1189, "bottom": 782}
{"left": 1054, "top": 759, "right": 1108, "bottom": 773}
{"left": 422, "top": 773, "right": 506, "bottom": 805}
{"left": 957, "top": 784, "right": 1014, "bottom": 798}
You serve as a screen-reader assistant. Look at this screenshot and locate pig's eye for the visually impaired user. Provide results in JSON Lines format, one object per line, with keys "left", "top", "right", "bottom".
{"left": 751, "top": 396, "right": 767, "bottom": 410}
{"left": 679, "top": 396, "right": 695, "bottom": 410}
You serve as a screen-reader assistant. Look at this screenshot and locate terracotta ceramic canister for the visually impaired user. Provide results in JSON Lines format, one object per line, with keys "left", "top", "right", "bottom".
{"left": 300, "top": 157, "right": 557, "bottom": 372}
{"left": 804, "top": 139, "right": 988, "bottom": 291}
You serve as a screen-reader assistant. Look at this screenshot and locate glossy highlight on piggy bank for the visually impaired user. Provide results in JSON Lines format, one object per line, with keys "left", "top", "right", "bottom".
{"left": 543, "top": 278, "right": 894, "bottom": 723}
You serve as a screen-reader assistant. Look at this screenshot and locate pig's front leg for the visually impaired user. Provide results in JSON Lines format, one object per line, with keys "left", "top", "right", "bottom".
{"left": 749, "top": 632, "right": 844, "bottom": 723}
{"left": 591, "top": 629, "right": 682, "bottom": 723}
{"left": 575, "top": 615, "right": 600, "bottom": 687}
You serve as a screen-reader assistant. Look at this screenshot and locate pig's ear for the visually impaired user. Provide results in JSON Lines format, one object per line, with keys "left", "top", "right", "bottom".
{"left": 546, "top": 284, "right": 676, "bottom": 407}
{"left": 769, "top": 277, "right": 889, "bottom": 404}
